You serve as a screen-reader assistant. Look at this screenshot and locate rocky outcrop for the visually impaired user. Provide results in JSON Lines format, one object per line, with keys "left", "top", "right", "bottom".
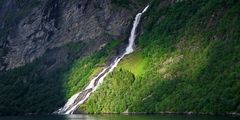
{"left": 0, "top": 0, "right": 145, "bottom": 70}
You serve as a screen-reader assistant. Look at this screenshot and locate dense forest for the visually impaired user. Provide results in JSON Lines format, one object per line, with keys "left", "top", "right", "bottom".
{"left": 80, "top": 0, "right": 240, "bottom": 114}
{"left": 0, "top": 0, "right": 239, "bottom": 116}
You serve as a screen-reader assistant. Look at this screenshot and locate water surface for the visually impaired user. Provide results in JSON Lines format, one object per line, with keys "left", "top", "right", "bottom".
{"left": 0, "top": 114, "right": 239, "bottom": 120}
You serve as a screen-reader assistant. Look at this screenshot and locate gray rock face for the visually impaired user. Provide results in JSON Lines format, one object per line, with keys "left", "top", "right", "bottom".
{"left": 0, "top": 0, "right": 143, "bottom": 70}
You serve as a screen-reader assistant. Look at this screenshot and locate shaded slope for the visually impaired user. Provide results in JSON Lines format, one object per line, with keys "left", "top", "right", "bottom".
{"left": 81, "top": 0, "right": 240, "bottom": 114}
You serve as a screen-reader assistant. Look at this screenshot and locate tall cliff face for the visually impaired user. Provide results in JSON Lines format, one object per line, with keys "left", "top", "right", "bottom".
{"left": 1, "top": 0, "right": 239, "bottom": 116}
{"left": 0, "top": 0, "right": 145, "bottom": 70}
{"left": 0, "top": 0, "right": 149, "bottom": 115}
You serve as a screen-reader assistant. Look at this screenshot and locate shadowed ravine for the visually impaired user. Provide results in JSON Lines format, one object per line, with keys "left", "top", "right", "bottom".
{"left": 55, "top": 5, "right": 149, "bottom": 114}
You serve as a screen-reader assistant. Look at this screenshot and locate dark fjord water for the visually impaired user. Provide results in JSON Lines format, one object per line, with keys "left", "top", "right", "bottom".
{"left": 0, "top": 114, "right": 239, "bottom": 120}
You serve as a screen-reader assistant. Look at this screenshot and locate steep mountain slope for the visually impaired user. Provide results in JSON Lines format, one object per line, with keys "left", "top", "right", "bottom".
{"left": 0, "top": 0, "right": 145, "bottom": 70}
{"left": 80, "top": 0, "right": 240, "bottom": 114}
{"left": 0, "top": 0, "right": 239, "bottom": 116}
{"left": 0, "top": 0, "right": 147, "bottom": 115}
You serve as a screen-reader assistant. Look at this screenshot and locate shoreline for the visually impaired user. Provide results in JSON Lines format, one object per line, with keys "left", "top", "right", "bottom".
{"left": 75, "top": 111, "right": 240, "bottom": 117}
{"left": 2, "top": 111, "right": 240, "bottom": 117}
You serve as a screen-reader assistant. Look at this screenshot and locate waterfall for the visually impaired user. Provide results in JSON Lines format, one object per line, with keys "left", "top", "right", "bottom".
{"left": 55, "top": 5, "right": 149, "bottom": 114}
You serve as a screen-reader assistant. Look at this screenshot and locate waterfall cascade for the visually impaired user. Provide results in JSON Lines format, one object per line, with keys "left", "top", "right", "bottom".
{"left": 55, "top": 5, "right": 149, "bottom": 114}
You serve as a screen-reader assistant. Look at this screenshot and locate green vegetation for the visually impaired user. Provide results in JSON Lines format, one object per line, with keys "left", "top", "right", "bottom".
{"left": 80, "top": 69, "right": 135, "bottom": 113}
{"left": 81, "top": 0, "right": 240, "bottom": 114}
{"left": 1, "top": 0, "right": 240, "bottom": 115}
{"left": 64, "top": 39, "right": 122, "bottom": 98}
{"left": 0, "top": 42, "right": 85, "bottom": 115}
{"left": 0, "top": 38, "right": 121, "bottom": 115}
{"left": 118, "top": 52, "right": 147, "bottom": 76}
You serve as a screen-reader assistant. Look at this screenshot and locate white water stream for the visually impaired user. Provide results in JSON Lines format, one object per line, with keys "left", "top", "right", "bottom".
{"left": 55, "top": 5, "right": 149, "bottom": 114}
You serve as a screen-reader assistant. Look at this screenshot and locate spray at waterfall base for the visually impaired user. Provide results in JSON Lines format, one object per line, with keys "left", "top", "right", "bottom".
{"left": 55, "top": 5, "right": 149, "bottom": 114}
